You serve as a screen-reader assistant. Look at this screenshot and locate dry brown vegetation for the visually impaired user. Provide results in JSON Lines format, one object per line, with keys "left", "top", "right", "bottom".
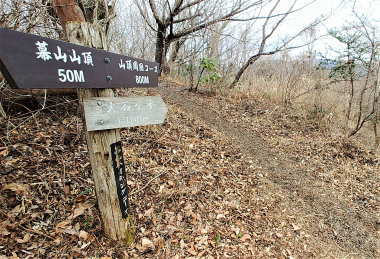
{"left": 1, "top": 82, "right": 379, "bottom": 258}
{"left": 1, "top": 0, "right": 379, "bottom": 258}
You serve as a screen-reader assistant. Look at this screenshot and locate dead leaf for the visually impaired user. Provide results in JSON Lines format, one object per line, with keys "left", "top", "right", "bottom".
{"left": 63, "top": 184, "right": 70, "bottom": 195}
{"left": 198, "top": 250, "right": 206, "bottom": 257}
{"left": 55, "top": 220, "right": 71, "bottom": 230}
{"left": 200, "top": 227, "right": 208, "bottom": 234}
{"left": 0, "top": 148, "right": 9, "bottom": 157}
{"left": 80, "top": 242, "right": 91, "bottom": 249}
{"left": 38, "top": 248, "right": 46, "bottom": 256}
{"left": 69, "top": 202, "right": 93, "bottom": 220}
{"left": 16, "top": 233, "right": 31, "bottom": 244}
{"left": 0, "top": 221, "right": 11, "bottom": 236}
{"left": 26, "top": 243, "right": 38, "bottom": 250}
{"left": 79, "top": 230, "right": 88, "bottom": 240}
{"left": 216, "top": 214, "right": 225, "bottom": 219}
{"left": 187, "top": 245, "right": 197, "bottom": 256}
{"left": 62, "top": 227, "right": 77, "bottom": 236}
{"left": 154, "top": 237, "right": 165, "bottom": 250}
{"left": 241, "top": 234, "right": 251, "bottom": 242}
{"left": 8, "top": 205, "right": 23, "bottom": 217}
{"left": 3, "top": 183, "right": 29, "bottom": 195}
{"left": 74, "top": 222, "right": 81, "bottom": 231}
{"left": 144, "top": 208, "right": 154, "bottom": 217}
{"left": 292, "top": 224, "right": 301, "bottom": 231}
{"left": 140, "top": 238, "right": 155, "bottom": 252}
{"left": 180, "top": 239, "right": 186, "bottom": 249}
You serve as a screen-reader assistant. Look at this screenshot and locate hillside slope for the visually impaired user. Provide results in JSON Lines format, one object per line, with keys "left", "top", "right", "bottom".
{"left": 159, "top": 83, "right": 380, "bottom": 258}
{"left": 0, "top": 83, "right": 379, "bottom": 258}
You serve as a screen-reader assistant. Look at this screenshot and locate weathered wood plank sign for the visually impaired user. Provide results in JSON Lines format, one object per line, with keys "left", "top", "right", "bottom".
{"left": 0, "top": 28, "right": 159, "bottom": 89}
{"left": 83, "top": 96, "right": 168, "bottom": 131}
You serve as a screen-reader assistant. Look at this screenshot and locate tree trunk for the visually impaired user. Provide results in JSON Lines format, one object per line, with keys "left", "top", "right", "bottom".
{"left": 229, "top": 54, "right": 264, "bottom": 89}
{"left": 208, "top": 22, "right": 229, "bottom": 62}
{"left": 169, "top": 40, "right": 183, "bottom": 63}
{"left": 53, "top": 0, "right": 133, "bottom": 242}
{"left": 155, "top": 25, "right": 166, "bottom": 75}
{"left": 167, "top": 39, "right": 185, "bottom": 75}
{"left": 229, "top": 59, "right": 252, "bottom": 89}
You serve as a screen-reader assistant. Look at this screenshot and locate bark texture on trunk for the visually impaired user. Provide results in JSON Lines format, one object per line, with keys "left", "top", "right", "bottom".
{"left": 155, "top": 27, "right": 165, "bottom": 69}
{"left": 53, "top": 0, "right": 86, "bottom": 32}
{"left": 155, "top": 25, "right": 172, "bottom": 75}
{"left": 66, "top": 21, "right": 133, "bottom": 243}
{"left": 53, "top": 0, "right": 133, "bottom": 242}
{"left": 169, "top": 40, "right": 182, "bottom": 63}
{"left": 230, "top": 60, "right": 252, "bottom": 89}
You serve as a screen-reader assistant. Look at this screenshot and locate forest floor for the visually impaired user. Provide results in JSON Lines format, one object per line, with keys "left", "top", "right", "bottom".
{"left": 0, "top": 81, "right": 379, "bottom": 258}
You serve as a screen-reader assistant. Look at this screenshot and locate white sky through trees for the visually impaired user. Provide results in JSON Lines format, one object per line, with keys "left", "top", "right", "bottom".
{"left": 286, "top": 0, "right": 380, "bottom": 56}
{"left": 116, "top": 0, "right": 379, "bottom": 60}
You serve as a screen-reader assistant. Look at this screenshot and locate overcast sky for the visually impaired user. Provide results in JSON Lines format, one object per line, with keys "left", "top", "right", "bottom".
{"left": 282, "top": 0, "right": 380, "bottom": 56}
{"left": 117, "top": 0, "right": 379, "bottom": 59}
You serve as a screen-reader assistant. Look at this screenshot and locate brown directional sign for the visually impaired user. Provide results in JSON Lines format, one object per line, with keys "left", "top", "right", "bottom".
{"left": 0, "top": 28, "right": 159, "bottom": 89}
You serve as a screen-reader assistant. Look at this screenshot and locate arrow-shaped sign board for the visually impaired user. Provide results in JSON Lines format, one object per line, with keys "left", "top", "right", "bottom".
{"left": 0, "top": 28, "right": 159, "bottom": 89}
{"left": 83, "top": 96, "right": 168, "bottom": 131}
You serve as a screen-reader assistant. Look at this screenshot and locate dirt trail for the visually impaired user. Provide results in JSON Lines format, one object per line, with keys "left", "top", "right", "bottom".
{"left": 159, "top": 85, "right": 379, "bottom": 258}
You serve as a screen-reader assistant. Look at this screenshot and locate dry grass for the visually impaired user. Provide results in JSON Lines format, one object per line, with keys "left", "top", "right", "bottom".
{"left": 1, "top": 80, "right": 379, "bottom": 257}
{"left": 159, "top": 85, "right": 380, "bottom": 258}
{"left": 222, "top": 60, "right": 379, "bottom": 153}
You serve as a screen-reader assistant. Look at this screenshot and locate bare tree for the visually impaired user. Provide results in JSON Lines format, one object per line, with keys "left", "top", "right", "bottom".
{"left": 134, "top": 0, "right": 263, "bottom": 74}
{"left": 229, "top": 0, "right": 319, "bottom": 88}
{"left": 324, "top": 9, "right": 379, "bottom": 147}
{"left": 0, "top": 0, "right": 60, "bottom": 36}
{"left": 347, "top": 13, "right": 379, "bottom": 139}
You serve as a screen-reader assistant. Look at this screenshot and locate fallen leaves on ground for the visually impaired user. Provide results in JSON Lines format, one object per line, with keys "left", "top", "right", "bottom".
{"left": 0, "top": 85, "right": 379, "bottom": 258}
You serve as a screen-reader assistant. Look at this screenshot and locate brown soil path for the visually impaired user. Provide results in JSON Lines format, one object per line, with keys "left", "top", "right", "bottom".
{"left": 159, "top": 84, "right": 380, "bottom": 258}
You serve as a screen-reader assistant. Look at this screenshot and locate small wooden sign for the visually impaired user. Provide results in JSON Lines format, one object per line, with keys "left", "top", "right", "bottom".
{"left": 111, "top": 141, "right": 129, "bottom": 218}
{"left": 83, "top": 96, "right": 168, "bottom": 131}
{"left": 0, "top": 28, "right": 159, "bottom": 89}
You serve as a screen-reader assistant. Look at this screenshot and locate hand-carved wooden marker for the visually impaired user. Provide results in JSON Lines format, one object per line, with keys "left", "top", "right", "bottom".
{"left": 84, "top": 96, "right": 168, "bottom": 131}
{"left": 0, "top": 28, "right": 166, "bottom": 241}
{"left": 0, "top": 28, "right": 158, "bottom": 89}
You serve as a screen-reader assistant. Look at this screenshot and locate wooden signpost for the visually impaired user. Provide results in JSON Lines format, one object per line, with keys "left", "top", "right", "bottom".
{"left": 0, "top": 27, "right": 166, "bottom": 242}
{"left": 0, "top": 28, "right": 158, "bottom": 89}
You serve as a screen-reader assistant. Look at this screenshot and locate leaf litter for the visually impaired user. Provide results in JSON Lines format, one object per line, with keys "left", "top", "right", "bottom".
{"left": 0, "top": 85, "right": 379, "bottom": 258}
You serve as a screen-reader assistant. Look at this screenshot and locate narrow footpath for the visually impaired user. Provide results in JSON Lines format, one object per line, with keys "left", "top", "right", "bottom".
{"left": 159, "top": 84, "right": 379, "bottom": 258}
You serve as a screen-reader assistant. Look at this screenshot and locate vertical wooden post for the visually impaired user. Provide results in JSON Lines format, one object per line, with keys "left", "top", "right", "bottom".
{"left": 53, "top": 1, "right": 133, "bottom": 242}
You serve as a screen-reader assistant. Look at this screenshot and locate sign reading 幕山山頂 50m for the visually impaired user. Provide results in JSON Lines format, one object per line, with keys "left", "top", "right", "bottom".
{"left": 0, "top": 28, "right": 159, "bottom": 89}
